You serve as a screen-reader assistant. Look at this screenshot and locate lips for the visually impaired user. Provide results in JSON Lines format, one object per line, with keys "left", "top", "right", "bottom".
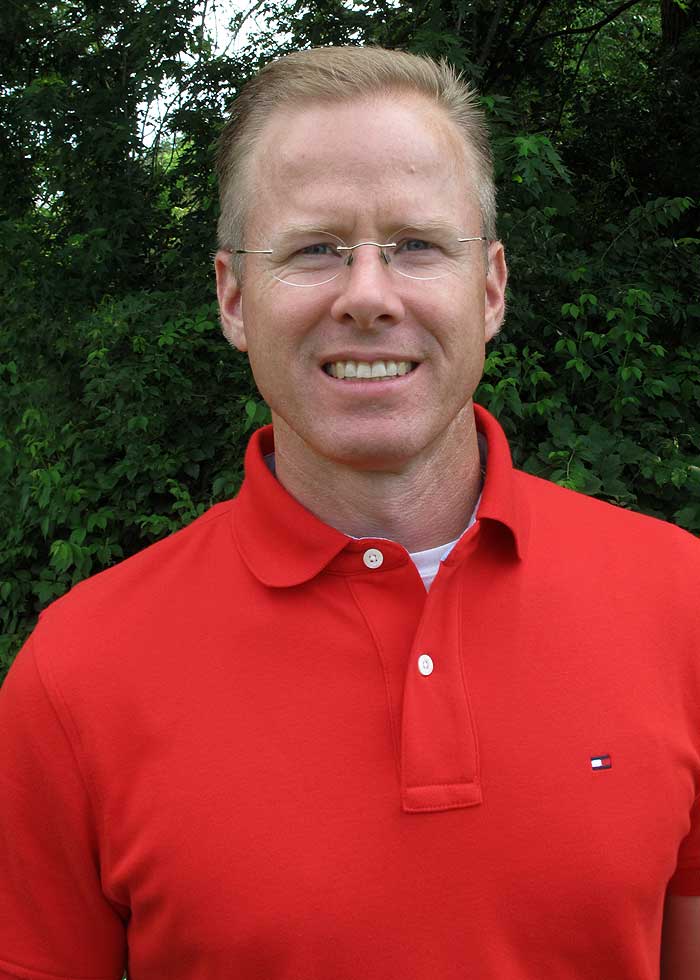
{"left": 323, "top": 359, "right": 418, "bottom": 380}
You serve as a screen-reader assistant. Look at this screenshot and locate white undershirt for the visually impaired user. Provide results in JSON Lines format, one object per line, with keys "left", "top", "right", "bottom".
{"left": 408, "top": 493, "right": 481, "bottom": 590}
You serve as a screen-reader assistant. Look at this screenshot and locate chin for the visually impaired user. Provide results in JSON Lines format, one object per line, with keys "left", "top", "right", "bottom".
{"left": 317, "top": 431, "right": 427, "bottom": 472}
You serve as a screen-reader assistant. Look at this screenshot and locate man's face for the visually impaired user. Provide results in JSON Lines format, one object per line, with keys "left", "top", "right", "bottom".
{"left": 215, "top": 95, "right": 507, "bottom": 473}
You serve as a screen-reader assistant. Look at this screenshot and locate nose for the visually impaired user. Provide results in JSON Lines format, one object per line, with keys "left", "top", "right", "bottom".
{"left": 329, "top": 243, "right": 406, "bottom": 330}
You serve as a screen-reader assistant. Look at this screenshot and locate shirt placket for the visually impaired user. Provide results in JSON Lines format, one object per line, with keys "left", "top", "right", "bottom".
{"left": 347, "top": 541, "right": 482, "bottom": 814}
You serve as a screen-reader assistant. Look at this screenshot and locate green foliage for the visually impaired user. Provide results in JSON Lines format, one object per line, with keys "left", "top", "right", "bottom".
{"left": 480, "top": 154, "right": 700, "bottom": 529}
{"left": 0, "top": 288, "right": 255, "bottom": 678}
{"left": 1, "top": 0, "right": 699, "bottom": 683}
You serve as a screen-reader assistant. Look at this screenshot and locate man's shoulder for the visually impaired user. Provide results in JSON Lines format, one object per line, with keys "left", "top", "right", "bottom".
{"left": 31, "top": 498, "right": 241, "bottom": 664}
{"left": 514, "top": 466, "right": 699, "bottom": 559}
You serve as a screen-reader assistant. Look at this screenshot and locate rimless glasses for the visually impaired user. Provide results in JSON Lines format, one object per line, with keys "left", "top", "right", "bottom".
{"left": 231, "top": 225, "right": 489, "bottom": 287}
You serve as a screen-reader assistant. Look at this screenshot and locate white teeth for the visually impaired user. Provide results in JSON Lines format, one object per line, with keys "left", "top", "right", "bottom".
{"left": 326, "top": 359, "right": 415, "bottom": 380}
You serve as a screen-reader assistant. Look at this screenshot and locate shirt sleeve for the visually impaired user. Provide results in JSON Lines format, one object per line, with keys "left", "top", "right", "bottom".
{"left": 0, "top": 637, "right": 127, "bottom": 980}
{"left": 667, "top": 793, "right": 700, "bottom": 896}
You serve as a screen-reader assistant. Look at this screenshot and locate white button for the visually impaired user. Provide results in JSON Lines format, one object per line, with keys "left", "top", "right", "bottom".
{"left": 418, "top": 654, "right": 434, "bottom": 676}
{"left": 363, "top": 548, "right": 384, "bottom": 569}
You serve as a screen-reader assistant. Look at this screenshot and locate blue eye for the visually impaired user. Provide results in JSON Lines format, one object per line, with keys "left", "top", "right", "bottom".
{"left": 299, "top": 242, "right": 338, "bottom": 256}
{"left": 397, "top": 238, "right": 435, "bottom": 252}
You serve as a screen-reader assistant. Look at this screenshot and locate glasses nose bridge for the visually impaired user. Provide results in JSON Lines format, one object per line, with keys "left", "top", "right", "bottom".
{"left": 338, "top": 240, "right": 392, "bottom": 271}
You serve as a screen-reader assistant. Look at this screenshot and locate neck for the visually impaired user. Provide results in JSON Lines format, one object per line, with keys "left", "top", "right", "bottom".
{"left": 270, "top": 407, "right": 482, "bottom": 553}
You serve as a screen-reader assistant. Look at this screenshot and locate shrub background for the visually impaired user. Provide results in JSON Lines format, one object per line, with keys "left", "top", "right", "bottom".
{"left": 1, "top": 0, "right": 699, "bottom": 683}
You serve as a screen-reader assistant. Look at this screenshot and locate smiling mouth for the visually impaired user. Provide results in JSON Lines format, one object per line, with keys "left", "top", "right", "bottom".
{"left": 323, "top": 359, "right": 418, "bottom": 380}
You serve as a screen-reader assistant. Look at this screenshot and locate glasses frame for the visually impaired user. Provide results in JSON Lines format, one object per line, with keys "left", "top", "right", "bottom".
{"left": 230, "top": 233, "right": 490, "bottom": 287}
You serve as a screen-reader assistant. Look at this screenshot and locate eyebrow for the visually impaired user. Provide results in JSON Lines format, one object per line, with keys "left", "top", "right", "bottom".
{"left": 272, "top": 217, "right": 464, "bottom": 243}
{"left": 393, "top": 218, "right": 463, "bottom": 235}
{"left": 273, "top": 223, "right": 341, "bottom": 242}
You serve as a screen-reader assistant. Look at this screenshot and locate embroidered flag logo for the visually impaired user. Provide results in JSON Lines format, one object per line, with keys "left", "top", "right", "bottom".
{"left": 590, "top": 754, "right": 612, "bottom": 771}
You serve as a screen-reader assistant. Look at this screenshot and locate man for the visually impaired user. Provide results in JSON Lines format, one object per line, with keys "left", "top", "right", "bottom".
{"left": 1, "top": 45, "right": 699, "bottom": 980}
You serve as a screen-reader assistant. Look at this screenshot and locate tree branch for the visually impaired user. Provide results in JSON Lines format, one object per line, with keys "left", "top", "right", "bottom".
{"left": 550, "top": 25, "right": 602, "bottom": 136}
{"left": 525, "top": 0, "right": 644, "bottom": 47}
{"left": 516, "top": 0, "right": 556, "bottom": 49}
{"left": 219, "top": 0, "right": 268, "bottom": 57}
{"left": 501, "top": 0, "right": 535, "bottom": 41}
{"left": 484, "top": 0, "right": 553, "bottom": 86}
{"left": 477, "top": 0, "right": 508, "bottom": 66}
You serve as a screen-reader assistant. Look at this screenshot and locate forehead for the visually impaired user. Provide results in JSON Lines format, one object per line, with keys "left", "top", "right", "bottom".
{"left": 246, "top": 95, "right": 477, "bottom": 236}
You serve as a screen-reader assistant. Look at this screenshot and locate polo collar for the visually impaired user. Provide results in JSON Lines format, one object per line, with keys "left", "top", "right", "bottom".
{"left": 471, "top": 403, "right": 530, "bottom": 561}
{"left": 231, "top": 404, "right": 529, "bottom": 587}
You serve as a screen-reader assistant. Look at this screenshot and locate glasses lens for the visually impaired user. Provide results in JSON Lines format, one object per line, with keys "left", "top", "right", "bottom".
{"left": 271, "top": 232, "right": 345, "bottom": 286}
{"left": 388, "top": 228, "right": 478, "bottom": 280}
{"left": 264, "top": 227, "right": 483, "bottom": 285}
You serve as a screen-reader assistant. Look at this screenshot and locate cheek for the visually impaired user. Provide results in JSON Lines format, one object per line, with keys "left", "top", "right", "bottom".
{"left": 242, "top": 302, "right": 318, "bottom": 401}
{"left": 245, "top": 289, "right": 327, "bottom": 349}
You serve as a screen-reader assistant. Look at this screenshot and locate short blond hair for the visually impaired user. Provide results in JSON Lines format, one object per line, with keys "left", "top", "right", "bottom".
{"left": 216, "top": 46, "right": 496, "bottom": 275}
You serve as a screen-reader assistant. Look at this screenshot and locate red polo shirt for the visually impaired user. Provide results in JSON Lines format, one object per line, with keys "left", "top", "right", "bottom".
{"left": 1, "top": 405, "right": 699, "bottom": 980}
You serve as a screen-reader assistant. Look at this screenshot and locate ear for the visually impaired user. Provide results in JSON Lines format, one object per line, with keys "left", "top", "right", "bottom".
{"left": 214, "top": 250, "right": 247, "bottom": 351}
{"left": 484, "top": 241, "right": 508, "bottom": 343}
